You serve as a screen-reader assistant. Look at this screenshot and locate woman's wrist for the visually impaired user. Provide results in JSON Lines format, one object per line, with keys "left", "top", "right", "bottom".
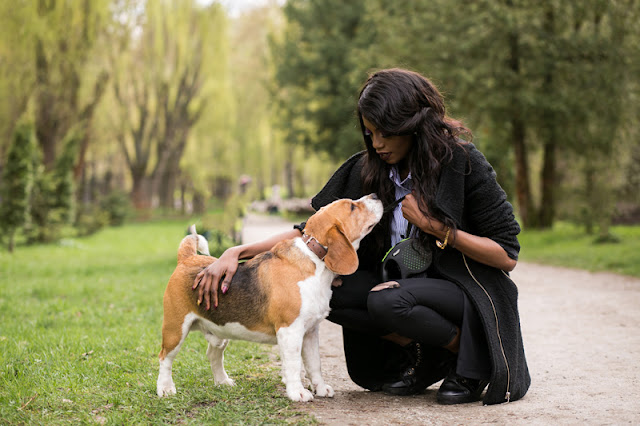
{"left": 226, "top": 245, "right": 246, "bottom": 261}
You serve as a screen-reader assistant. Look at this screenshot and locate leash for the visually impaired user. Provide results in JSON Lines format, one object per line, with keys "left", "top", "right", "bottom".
{"left": 383, "top": 195, "right": 406, "bottom": 214}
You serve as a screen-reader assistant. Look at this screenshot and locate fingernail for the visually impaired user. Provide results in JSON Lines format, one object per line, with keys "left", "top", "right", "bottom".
{"left": 222, "top": 286, "right": 227, "bottom": 294}
{"left": 214, "top": 302, "right": 218, "bottom": 309}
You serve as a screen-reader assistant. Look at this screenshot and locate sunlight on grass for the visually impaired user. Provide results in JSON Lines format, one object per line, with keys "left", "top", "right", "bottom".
{"left": 519, "top": 223, "right": 640, "bottom": 277}
{"left": 0, "top": 220, "right": 311, "bottom": 424}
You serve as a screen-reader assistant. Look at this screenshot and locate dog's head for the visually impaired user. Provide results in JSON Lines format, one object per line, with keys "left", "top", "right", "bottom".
{"left": 303, "top": 194, "right": 383, "bottom": 275}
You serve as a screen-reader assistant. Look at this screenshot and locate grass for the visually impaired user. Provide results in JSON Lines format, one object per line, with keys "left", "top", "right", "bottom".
{"left": 518, "top": 223, "right": 640, "bottom": 278}
{"left": 0, "top": 220, "right": 313, "bottom": 425}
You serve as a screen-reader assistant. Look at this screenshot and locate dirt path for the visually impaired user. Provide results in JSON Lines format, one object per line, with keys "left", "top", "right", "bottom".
{"left": 242, "top": 213, "right": 640, "bottom": 424}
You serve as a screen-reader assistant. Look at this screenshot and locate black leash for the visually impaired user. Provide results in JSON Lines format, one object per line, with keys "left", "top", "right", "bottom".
{"left": 383, "top": 195, "right": 406, "bottom": 214}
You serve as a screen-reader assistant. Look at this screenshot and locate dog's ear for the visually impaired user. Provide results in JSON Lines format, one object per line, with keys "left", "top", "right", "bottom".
{"left": 324, "top": 222, "right": 358, "bottom": 275}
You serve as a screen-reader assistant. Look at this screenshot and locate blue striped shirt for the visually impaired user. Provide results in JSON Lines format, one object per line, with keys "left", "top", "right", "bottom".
{"left": 389, "top": 166, "right": 414, "bottom": 246}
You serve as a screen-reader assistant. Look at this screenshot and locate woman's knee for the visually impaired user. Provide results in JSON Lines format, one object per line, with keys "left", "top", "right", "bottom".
{"left": 367, "top": 283, "right": 407, "bottom": 321}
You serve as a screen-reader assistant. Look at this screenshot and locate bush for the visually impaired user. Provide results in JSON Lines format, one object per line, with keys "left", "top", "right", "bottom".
{"left": 75, "top": 204, "right": 111, "bottom": 236}
{"left": 0, "top": 122, "right": 35, "bottom": 251}
{"left": 100, "top": 190, "right": 132, "bottom": 226}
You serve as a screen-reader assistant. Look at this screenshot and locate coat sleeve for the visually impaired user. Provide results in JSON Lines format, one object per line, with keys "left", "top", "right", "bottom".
{"left": 463, "top": 146, "right": 521, "bottom": 261}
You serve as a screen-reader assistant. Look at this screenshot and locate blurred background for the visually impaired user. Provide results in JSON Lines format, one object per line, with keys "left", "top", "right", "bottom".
{"left": 0, "top": 0, "right": 638, "bottom": 251}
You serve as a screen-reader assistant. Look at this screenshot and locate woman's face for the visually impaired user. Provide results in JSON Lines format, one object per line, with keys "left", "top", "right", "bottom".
{"left": 362, "top": 116, "right": 413, "bottom": 170}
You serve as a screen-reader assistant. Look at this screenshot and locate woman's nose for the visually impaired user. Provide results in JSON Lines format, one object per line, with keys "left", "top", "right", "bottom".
{"left": 371, "top": 134, "right": 383, "bottom": 149}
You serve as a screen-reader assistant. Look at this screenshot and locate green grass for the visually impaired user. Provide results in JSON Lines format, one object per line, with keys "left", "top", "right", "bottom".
{"left": 0, "top": 220, "right": 313, "bottom": 424}
{"left": 519, "top": 223, "right": 640, "bottom": 277}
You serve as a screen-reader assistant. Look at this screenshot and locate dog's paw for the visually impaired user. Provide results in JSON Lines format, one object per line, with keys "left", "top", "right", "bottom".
{"left": 157, "top": 382, "right": 176, "bottom": 397}
{"left": 216, "top": 377, "right": 235, "bottom": 387}
{"left": 314, "top": 383, "right": 334, "bottom": 398}
{"left": 287, "top": 387, "right": 314, "bottom": 402}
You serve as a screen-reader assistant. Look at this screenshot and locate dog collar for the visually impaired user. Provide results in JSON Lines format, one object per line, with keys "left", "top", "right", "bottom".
{"left": 302, "top": 233, "right": 328, "bottom": 261}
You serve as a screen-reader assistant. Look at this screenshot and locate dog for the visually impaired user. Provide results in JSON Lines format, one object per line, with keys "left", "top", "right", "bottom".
{"left": 156, "top": 194, "right": 383, "bottom": 402}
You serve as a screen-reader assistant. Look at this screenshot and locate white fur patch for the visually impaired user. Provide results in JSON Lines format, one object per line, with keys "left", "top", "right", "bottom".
{"left": 186, "top": 313, "right": 277, "bottom": 345}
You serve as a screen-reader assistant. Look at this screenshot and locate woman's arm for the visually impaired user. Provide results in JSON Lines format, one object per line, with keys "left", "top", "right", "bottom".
{"left": 401, "top": 193, "right": 517, "bottom": 272}
{"left": 193, "top": 228, "right": 302, "bottom": 310}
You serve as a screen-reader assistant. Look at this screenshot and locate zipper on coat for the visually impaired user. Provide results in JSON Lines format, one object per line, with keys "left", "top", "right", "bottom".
{"left": 463, "top": 254, "right": 511, "bottom": 402}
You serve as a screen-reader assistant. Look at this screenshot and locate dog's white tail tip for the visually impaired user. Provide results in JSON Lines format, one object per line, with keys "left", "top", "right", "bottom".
{"left": 189, "top": 224, "right": 197, "bottom": 236}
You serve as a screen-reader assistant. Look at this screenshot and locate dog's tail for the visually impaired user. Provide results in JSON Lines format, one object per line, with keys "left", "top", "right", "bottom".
{"left": 177, "top": 224, "right": 210, "bottom": 263}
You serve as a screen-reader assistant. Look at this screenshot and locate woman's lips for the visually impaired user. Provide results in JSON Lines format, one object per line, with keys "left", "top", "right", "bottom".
{"left": 377, "top": 152, "right": 391, "bottom": 161}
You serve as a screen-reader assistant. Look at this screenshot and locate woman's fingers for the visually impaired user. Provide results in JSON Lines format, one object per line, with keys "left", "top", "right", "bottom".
{"left": 370, "top": 281, "right": 400, "bottom": 292}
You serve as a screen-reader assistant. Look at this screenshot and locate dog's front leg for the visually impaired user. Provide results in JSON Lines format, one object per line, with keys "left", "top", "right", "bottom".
{"left": 302, "top": 324, "right": 334, "bottom": 398}
{"left": 277, "top": 323, "right": 314, "bottom": 402}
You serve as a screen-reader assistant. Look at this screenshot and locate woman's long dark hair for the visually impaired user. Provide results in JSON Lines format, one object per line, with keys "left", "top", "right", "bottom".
{"left": 357, "top": 68, "right": 471, "bottom": 251}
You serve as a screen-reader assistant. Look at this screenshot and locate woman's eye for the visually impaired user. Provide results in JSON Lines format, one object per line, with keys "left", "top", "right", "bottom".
{"left": 364, "top": 128, "right": 372, "bottom": 136}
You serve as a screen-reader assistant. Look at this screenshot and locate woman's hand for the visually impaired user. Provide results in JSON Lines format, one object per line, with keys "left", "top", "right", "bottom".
{"left": 402, "top": 192, "right": 517, "bottom": 271}
{"left": 191, "top": 228, "right": 304, "bottom": 310}
{"left": 401, "top": 192, "right": 447, "bottom": 238}
{"left": 193, "top": 247, "right": 240, "bottom": 310}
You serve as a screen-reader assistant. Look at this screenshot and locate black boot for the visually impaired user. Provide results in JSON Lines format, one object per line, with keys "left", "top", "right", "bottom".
{"left": 436, "top": 372, "right": 489, "bottom": 404}
{"left": 382, "top": 342, "right": 452, "bottom": 396}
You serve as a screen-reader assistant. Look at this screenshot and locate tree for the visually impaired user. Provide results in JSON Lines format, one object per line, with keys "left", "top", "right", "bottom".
{"left": 272, "top": 0, "right": 375, "bottom": 161}
{"left": 0, "top": 123, "right": 35, "bottom": 252}
{"left": 110, "top": 0, "right": 216, "bottom": 209}
{"left": 32, "top": 0, "right": 111, "bottom": 172}
{"left": 363, "top": 0, "right": 640, "bottom": 230}
{"left": 25, "top": 129, "right": 80, "bottom": 243}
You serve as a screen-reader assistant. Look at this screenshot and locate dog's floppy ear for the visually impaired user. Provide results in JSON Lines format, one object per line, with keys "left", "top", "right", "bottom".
{"left": 324, "top": 222, "right": 358, "bottom": 275}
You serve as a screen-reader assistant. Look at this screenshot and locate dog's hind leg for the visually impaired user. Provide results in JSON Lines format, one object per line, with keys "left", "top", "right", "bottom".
{"left": 277, "top": 322, "right": 314, "bottom": 402}
{"left": 302, "top": 324, "right": 334, "bottom": 398}
{"left": 204, "top": 333, "right": 234, "bottom": 386}
{"left": 157, "top": 313, "right": 198, "bottom": 397}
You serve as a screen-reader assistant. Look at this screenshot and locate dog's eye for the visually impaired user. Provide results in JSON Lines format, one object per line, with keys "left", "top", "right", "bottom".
{"left": 350, "top": 203, "right": 356, "bottom": 211}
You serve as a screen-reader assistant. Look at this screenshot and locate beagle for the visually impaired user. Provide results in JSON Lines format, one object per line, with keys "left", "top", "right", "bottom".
{"left": 156, "top": 194, "right": 383, "bottom": 402}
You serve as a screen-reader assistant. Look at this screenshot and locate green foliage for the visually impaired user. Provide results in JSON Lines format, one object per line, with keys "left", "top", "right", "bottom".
{"left": 272, "top": 0, "right": 374, "bottom": 160}
{"left": 0, "top": 220, "right": 312, "bottom": 424}
{"left": 74, "top": 203, "right": 111, "bottom": 237}
{"left": 0, "top": 122, "right": 35, "bottom": 251}
{"left": 99, "top": 190, "right": 132, "bottom": 226}
{"left": 519, "top": 223, "right": 640, "bottom": 278}
{"left": 272, "top": 0, "right": 640, "bottom": 231}
{"left": 52, "top": 129, "right": 80, "bottom": 223}
{"left": 25, "top": 129, "right": 80, "bottom": 243}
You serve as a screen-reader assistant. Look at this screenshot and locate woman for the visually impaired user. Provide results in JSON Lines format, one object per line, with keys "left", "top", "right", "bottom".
{"left": 195, "top": 68, "right": 530, "bottom": 405}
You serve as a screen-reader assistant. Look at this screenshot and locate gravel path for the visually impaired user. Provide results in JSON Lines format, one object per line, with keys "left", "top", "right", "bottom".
{"left": 242, "top": 213, "right": 640, "bottom": 425}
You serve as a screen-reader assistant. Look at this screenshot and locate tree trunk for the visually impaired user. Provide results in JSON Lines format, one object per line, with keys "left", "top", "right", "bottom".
{"left": 507, "top": 27, "right": 534, "bottom": 228}
{"left": 159, "top": 167, "right": 178, "bottom": 210}
{"left": 538, "top": 5, "right": 557, "bottom": 229}
{"left": 539, "top": 140, "right": 556, "bottom": 228}
{"left": 131, "top": 174, "right": 152, "bottom": 210}
{"left": 512, "top": 118, "right": 533, "bottom": 228}
{"left": 193, "top": 190, "right": 206, "bottom": 215}
{"left": 8, "top": 230, "right": 15, "bottom": 253}
{"left": 285, "top": 147, "right": 294, "bottom": 198}
{"left": 584, "top": 164, "right": 595, "bottom": 234}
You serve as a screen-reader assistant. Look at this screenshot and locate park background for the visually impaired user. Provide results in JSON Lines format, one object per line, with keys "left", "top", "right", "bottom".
{"left": 1, "top": 0, "right": 639, "bottom": 424}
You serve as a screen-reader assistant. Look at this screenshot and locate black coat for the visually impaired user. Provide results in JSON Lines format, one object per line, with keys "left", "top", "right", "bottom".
{"left": 311, "top": 144, "right": 530, "bottom": 404}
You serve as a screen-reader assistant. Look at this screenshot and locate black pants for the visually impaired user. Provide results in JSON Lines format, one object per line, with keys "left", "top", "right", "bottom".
{"left": 328, "top": 270, "right": 491, "bottom": 384}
